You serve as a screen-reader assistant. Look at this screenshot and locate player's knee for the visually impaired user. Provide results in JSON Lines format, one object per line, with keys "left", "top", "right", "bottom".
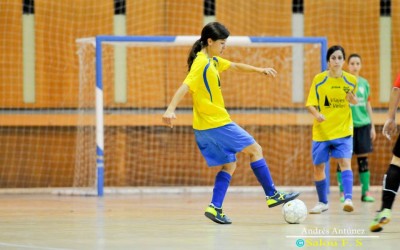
{"left": 253, "top": 142, "right": 262, "bottom": 154}
{"left": 314, "top": 164, "right": 325, "bottom": 173}
{"left": 390, "top": 155, "right": 400, "bottom": 167}
{"left": 337, "top": 159, "right": 351, "bottom": 171}
{"left": 221, "top": 163, "right": 236, "bottom": 175}
{"left": 357, "top": 156, "right": 369, "bottom": 172}
{"left": 244, "top": 142, "right": 263, "bottom": 157}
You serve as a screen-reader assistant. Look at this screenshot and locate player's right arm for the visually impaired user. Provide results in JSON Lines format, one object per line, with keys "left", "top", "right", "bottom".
{"left": 383, "top": 88, "right": 400, "bottom": 140}
{"left": 162, "top": 83, "right": 189, "bottom": 128}
{"left": 306, "top": 74, "right": 325, "bottom": 123}
{"left": 306, "top": 106, "right": 326, "bottom": 122}
{"left": 383, "top": 74, "right": 400, "bottom": 140}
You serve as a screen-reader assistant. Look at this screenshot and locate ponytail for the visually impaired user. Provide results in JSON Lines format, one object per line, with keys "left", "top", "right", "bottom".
{"left": 187, "top": 22, "right": 230, "bottom": 72}
{"left": 187, "top": 39, "right": 202, "bottom": 71}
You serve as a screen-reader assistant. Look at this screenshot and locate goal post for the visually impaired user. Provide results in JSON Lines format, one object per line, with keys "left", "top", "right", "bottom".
{"left": 76, "top": 35, "right": 328, "bottom": 196}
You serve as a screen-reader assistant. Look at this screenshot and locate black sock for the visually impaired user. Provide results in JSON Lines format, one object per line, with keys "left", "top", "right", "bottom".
{"left": 381, "top": 164, "right": 400, "bottom": 210}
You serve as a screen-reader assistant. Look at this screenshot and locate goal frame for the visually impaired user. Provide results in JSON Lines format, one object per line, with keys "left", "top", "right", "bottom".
{"left": 89, "top": 35, "right": 328, "bottom": 196}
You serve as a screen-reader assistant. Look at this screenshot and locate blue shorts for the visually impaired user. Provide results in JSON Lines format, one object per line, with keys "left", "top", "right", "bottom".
{"left": 312, "top": 136, "right": 353, "bottom": 165}
{"left": 194, "top": 122, "right": 255, "bottom": 167}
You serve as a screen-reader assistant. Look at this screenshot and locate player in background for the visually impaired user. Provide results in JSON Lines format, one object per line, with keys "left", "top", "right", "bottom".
{"left": 306, "top": 45, "right": 358, "bottom": 214}
{"left": 337, "top": 54, "right": 376, "bottom": 203}
{"left": 162, "top": 22, "right": 299, "bottom": 224}
{"left": 370, "top": 73, "right": 400, "bottom": 232}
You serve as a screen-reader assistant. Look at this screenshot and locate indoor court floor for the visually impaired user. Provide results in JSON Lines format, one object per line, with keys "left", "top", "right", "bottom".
{"left": 0, "top": 188, "right": 398, "bottom": 250}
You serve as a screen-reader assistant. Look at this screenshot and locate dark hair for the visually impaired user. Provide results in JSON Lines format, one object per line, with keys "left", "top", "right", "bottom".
{"left": 326, "top": 45, "right": 346, "bottom": 62}
{"left": 348, "top": 53, "right": 361, "bottom": 63}
{"left": 187, "top": 22, "right": 230, "bottom": 71}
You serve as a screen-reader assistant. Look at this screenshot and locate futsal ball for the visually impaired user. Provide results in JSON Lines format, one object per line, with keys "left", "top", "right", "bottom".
{"left": 282, "top": 199, "right": 307, "bottom": 224}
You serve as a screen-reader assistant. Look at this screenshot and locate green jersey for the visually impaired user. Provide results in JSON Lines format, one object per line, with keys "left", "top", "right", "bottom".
{"left": 350, "top": 76, "right": 371, "bottom": 127}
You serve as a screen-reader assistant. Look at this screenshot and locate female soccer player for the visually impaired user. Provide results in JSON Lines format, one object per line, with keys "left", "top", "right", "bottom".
{"left": 337, "top": 54, "right": 376, "bottom": 203}
{"left": 162, "top": 22, "right": 299, "bottom": 224}
{"left": 306, "top": 45, "right": 358, "bottom": 214}
{"left": 370, "top": 73, "right": 400, "bottom": 232}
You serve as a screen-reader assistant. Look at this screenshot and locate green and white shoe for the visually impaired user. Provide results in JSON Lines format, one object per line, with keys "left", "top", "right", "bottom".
{"left": 361, "top": 192, "right": 375, "bottom": 202}
{"left": 370, "top": 209, "right": 391, "bottom": 232}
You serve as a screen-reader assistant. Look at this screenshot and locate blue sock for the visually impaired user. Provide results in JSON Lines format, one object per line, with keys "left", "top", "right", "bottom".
{"left": 211, "top": 171, "right": 232, "bottom": 208}
{"left": 325, "top": 160, "right": 330, "bottom": 195}
{"left": 315, "top": 179, "right": 328, "bottom": 204}
{"left": 250, "top": 159, "right": 276, "bottom": 197}
{"left": 341, "top": 170, "right": 353, "bottom": 200}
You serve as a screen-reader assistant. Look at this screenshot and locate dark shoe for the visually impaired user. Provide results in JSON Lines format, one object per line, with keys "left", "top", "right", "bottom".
{"left": 266, "top": 190, "right": 300, "bottom": 208}
{"left": 204, "top": 204, "right": 232, "bottom": 224}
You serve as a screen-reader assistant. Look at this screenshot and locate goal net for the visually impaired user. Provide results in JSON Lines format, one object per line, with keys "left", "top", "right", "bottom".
{"left": 0, "top": 0, "right": 398, "bottom": 195}
{"left": 75, "top": 36, "right": 326, "bottom": 195}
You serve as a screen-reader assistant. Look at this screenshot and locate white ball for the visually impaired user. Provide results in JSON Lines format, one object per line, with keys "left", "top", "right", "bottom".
{"left": 282, "top": 199, "right": 307, "bottom": 224}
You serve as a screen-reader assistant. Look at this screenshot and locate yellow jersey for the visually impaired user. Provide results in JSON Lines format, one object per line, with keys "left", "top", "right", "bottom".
{"left": 184, "top": 52, "right": 232, "bottom": 130}
{"left": 306, "top": 71, "right": 358, "bottom": 141}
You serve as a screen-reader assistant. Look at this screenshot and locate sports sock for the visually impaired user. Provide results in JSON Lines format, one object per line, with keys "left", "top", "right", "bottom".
{"left": 211, "top": 171, "right": 231, "bottom": 208}
{"left": 359, "top": 171, "right": 371, "bottom": 196}
{"left": 315, "top": 179, "right": 328, "bottom": 204}
{"left": 381, "top": 164, "right": 400, "bottom": 210}
{"left": 250, "top": 159, "right": 276, "bottom": 197}
{"left": 341, "top": 170, "right": 353, "bottom": 200}
{"left": 325, "top": 160, "right": 331, "bottom": 194}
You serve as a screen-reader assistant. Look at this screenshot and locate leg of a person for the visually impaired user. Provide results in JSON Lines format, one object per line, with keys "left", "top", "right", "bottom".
{"left": 325, "top": 159, "right": 330, "bottom": 195}
{"left": 336, "top": 163, "right": 345, "bottom": 203}
{"left": 355, "top": 125, "right": 374, "bottom": 201}
{"left": 205, "top": 163, "right": 236, "bottom": 224}
{"left": 370, "top": 156, "right": 400, "bottom": 232}
{"left": 380, "top": 132, "right": 400, "bottom": 210}
{"left": 336, "top": 163, "right": 344, "bottom": 196}
{"left": 309, "top": 141, "right": 330, "bottom": 213}
{"left": 357, "top": 153, "right": 374, "bottom": 201}
{"left": 312, "top": 141, "right": 329, "bottom": 203}
{"left": 242, "top": 142, "right": 275, "bottom": 196}
{"left": 381, "top": 156, "right": 400, "bottom": 210}
{"left": 309, "top": 162, "right": 329, "bottom": 214}
{"left": 314, "top": 163, "right": 328, "bottom": 204}
{"left": 337, "top": 158, "right": 353, "bottom": 200}
{"left": 330, "top": 136, "right": 354, "bottom": 211}
{"left": 210, "top": 163, "right": 236, "bottom": 208}
{"left": 242, "top": 142, "right": 299, "bottom": 207}
{"left": 336, "top": 130, "right": 358, "bottom": 199}
{"left": 338, "top": 158, "right": 354, "bottom": 212}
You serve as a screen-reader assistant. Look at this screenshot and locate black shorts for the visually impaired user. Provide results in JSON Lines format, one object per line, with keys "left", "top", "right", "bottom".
{"left": 393, "top": 133, "right": 400, "bottom": 158}
{"left": 353, "top": 124, "right": 373, "bottom": 155}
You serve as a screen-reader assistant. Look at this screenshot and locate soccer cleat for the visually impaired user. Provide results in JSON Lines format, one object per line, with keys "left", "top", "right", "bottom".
{"left": 361, "top": 192, "right": 375, "bottom": 202}
{"left": 266, "top": 190, "right": 300, "bottom": 208}
{"left": 370, "top": 209, "right": 391, "bottom": 232}
{"left": 204, "top": 204, "right": 232, "bottom": 224}
{"left": 309, "top": 202, "right": 329, "bottom": 214}
{"left": 343, "top": 199, "right": 354, "bottom": 212}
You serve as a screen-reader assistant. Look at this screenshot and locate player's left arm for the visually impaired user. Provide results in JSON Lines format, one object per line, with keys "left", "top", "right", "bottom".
{"left": 366, "top": 100, "right": 376, "bottom": 141}
{"left": 346, "top": 79, "right": 358, "bottom": 104}
{"left": 229, "top": 62, "right": 277, "bottom": 77}
{"left": 346, "top": 91, "right": 358, "bottom": 104}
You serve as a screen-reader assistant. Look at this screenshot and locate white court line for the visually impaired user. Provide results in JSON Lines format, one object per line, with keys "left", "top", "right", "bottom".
{"left": 286, "top": 235, "right": 380, "bottom": 238}
{"left": 0, "top": 242, "right": 72, "bottom": 250}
